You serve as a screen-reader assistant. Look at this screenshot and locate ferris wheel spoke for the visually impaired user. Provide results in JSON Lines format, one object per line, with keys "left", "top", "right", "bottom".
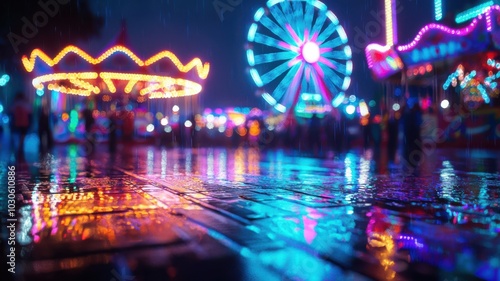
{"left": 320, "top": 37, "right": 344, "bottom": 49}
{"left": 254, "top": 33, "right": 295, "bottom": 51}
{"left": 281, "top": 66, "right": 304, "bottom": 110}
{"left": 260, "top": 15, "right": 298, "bottom": 46}
{"left": 322, "top": 50, "right": 350, "bottom": 60}
{"left": 311, "top": 10, "right": 327, "bottom": 37}
{"left": 261, "top": 59, "right": 295, "bottom": 85}
{"left": 269, "top": 5, "right": 301, "bottom": 45}
{"left": 311, "top": 71, "right": 332, "bottom": 104}
{"left": 272, "top": 63, "right": 303, "bottom": 102}
{"left": 292, "top": 1, "right": 305, "bottom": 39}
{"left": 279, "top": 1, "right": 297, "bottom": 33}
{"left": 255, "top": 51, "right": 298, "bottom": 65}
{"left": 303, "top": 1, "right": 314, "bottom": 39}
{"left": 316, "top": 63, "right": 344, "bottom": 91}
{"left": 317, "top": 22, "right": 338, "bottom": 44}
{"left": 320, "top": 57, "right": 351, "bottom": 75}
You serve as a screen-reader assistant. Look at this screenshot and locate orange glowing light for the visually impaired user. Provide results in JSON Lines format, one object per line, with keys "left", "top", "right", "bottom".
{"left": 237, "top": 126, "right": 248, "bottom": 137}
{"left": 61, "top": 113, "right": 69, "bottom": 122}
{"left": 249, "top": 121, "right": 261, "bottom": 137}
{"left": 419, "top": 66, "right": 425, "bottom": 75}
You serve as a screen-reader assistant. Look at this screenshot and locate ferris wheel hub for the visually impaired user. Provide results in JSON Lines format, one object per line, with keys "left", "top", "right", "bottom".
{"left": 302, "top": 41, "right": 321, "bottom": 64}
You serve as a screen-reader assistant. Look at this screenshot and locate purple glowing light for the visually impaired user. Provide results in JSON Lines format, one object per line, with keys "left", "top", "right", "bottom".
{"left": 486, "top": 8, "right": 493, "bottom": 31}
{"left": 397, "top": 19, "right": 480, "bottom": 52}
{"left": 302, "top": 41, "right": 321, "bottom": 64}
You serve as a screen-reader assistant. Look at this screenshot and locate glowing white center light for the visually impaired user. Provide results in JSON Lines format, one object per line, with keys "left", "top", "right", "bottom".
{"left": 161, "top": 118, "right": 168, "bottom": 126}
{"left": 302, "top": 41, "right": 321, "bottom": 64}
{"left": 346, "top": 105, "right": 356, "bottom": 115}
{"left": 184, "top": 120, "right": 193, "bottom": 128}
{"left": 172, "top": 105, "right": 180, "bottom": 113}
{"left": 392, "top": 103, "right": 401, "bottom": 111}
{"left": 146, "top": 124, "right": 155, "bottom": 132}
{"left": 441, "top": 99, "right": 450, "bottom": 109}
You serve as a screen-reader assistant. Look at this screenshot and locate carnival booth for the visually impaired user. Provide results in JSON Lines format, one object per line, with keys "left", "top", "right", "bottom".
{"left": 365, "top": 1, "right": 500, "bottom": 147}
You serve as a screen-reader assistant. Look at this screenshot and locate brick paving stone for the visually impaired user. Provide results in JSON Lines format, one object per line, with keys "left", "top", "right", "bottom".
{"left": 4, "top": 146, "right": 500, "bottom": 281}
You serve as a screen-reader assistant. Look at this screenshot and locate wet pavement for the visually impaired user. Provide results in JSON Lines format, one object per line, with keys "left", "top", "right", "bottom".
{"left": 2, "top": 145, "right": 500, "bottom": 281}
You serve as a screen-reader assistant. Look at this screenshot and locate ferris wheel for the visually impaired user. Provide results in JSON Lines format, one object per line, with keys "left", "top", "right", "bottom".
{"left": 246, "top": 0, "right": 353, "bottom": 116}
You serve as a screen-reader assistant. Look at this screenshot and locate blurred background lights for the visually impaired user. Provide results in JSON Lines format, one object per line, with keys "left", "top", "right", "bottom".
{"left": 392, "top": 103, "right": 401, "bottom": 111}
{"left": 36, "top": 89, "right": 44, "bottom": 96}
{"left": 441, "top": 99, "right": 450, "bottom": 109}
{"left": 146, "top": 124, "right": 155, "bottom": 132}
{"left": 172, "top": 105, "right": 180, "bottom": 113}
{"left": 359, "top": 100, "right": 369, "bottom": 117}
{"left": 0, "top": 74, "right": 10, "bottom": 86}
{"left": 161, "top": 118, "right": 169, "bottom": 126}
{"left": 345, "top": 105, "right": 356, "bottom": 115}
{"left": 184, "top": 120, "right": 193, "bottom": 128}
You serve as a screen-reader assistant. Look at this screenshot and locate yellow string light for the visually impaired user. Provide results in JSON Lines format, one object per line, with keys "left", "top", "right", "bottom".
{"left": 124, "top": 80, "right": 138, "bottom": 94}
{"left": 33, "top": 71, "right": 202, "bottom": 98}
{"left": 69, "top": 79, "right": 100, "bottom": 94}
{"left": 22, "top": 45, "right": 210, "bottom": 80}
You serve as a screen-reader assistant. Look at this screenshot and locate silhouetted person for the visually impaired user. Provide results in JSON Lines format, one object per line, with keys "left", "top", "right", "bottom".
{"left": 387, "top": 114, "right": 399, "bottom": 161}
{"left": 363, "top": 121, "right": 371, "bottom": 148}
{"left": 308, "top": 113, "right": 321, "bottom": 153}
{"left": 83, "top": 98, "right": 95, "bottom": 154}
{"left": 10, "top": 92, "right": 32, "bottom": 160}
{"left": 403, "top": 102, "right": 423, "bottom": 167}
{"left": 188, "top": 113, "right": 197, "bottom": 148}
{"left": 38, "top": 103, "right": 53, "bottom": 154}
{"left": 333, "top": 113, "right": 346, "bottom": 152}
{"left": 108, "top": 110, "right": 118, "bottom": 154}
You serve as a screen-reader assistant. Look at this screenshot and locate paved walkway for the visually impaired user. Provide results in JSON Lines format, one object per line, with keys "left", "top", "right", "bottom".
{"left": 2, "top": 145, "right": 500, "bottom": 281}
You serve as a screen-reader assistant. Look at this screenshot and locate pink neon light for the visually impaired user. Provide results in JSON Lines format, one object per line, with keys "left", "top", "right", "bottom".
{"left": 397, "top": 19, "right": 480, "bottom": 52}
{"left": 278, "top": 41, "right": 297, "bottom": 52}
{"left": 486, "top": 8, "right": 493, "bottom": 31}
{"left": 312, "top": 63, "right": 325, "bottom": 78}
{"left": 320, "top": 48, "right": 332, "bottom": 54}
{"left": 286, "top": 24, "right": 301, "bottom": 45}
{"left": 310, "top": 32, "right": 319, "bottom": 42}
{"left": 365, "top": 44, "right": 392, "bottom": 68}
{"left": 318, "top": 57, "right": 335, "bottom": 70}
{"left": 304, "top": 29, "right": 310, "bottom": 41}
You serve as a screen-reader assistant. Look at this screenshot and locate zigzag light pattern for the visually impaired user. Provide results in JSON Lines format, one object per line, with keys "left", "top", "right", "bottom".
{"left": 22, "top": 45, "right": 210, "bottom": 80}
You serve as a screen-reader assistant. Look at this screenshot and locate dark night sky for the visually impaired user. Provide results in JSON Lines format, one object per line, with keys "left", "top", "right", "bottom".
{"left": 81, "top": 0, "right": 480, "bottom": 109}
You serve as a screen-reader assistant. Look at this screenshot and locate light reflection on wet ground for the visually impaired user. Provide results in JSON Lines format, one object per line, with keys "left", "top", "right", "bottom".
{"left": 2, "top": 145, "right": 500, "bottom": 281}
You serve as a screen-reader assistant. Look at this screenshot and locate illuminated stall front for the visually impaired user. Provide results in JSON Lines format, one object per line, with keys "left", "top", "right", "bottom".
{"left": 365, "top": 0, "right": 500, "bottom": 147}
